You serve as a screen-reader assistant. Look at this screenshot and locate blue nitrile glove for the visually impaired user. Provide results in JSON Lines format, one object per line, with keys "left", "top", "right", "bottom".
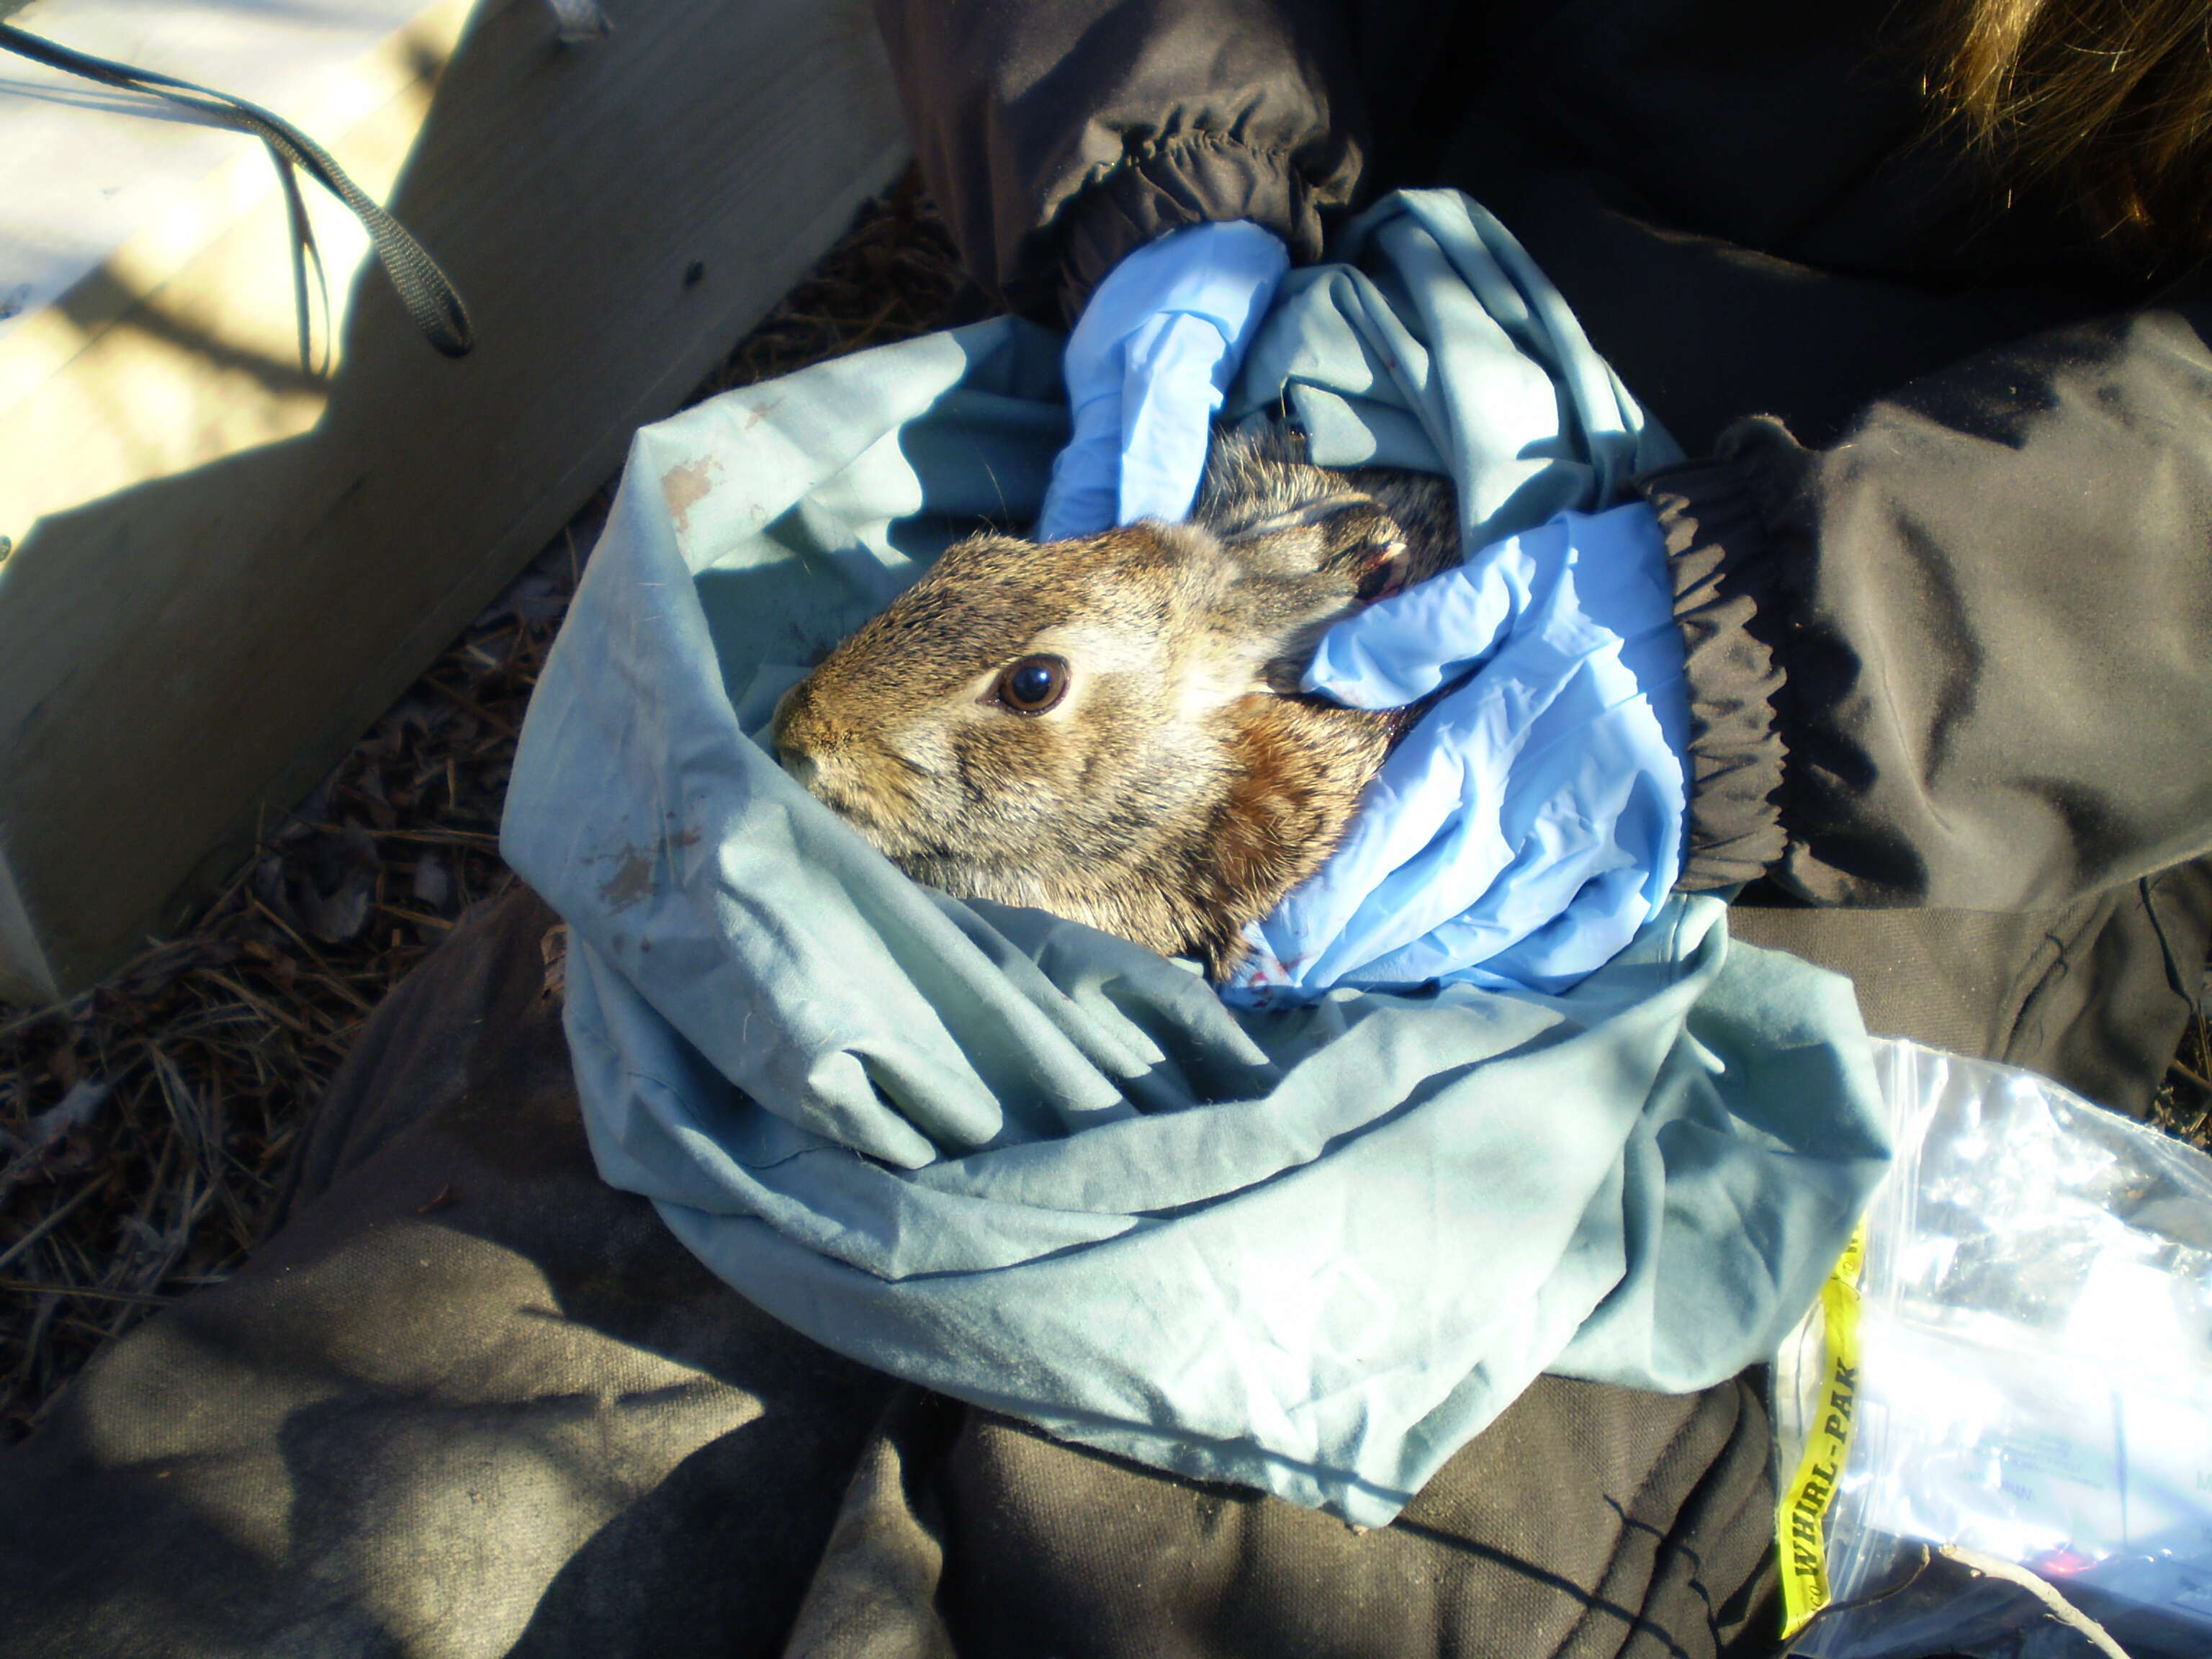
{"left": 1035, "top": 220, "right": 1290, "bottom": 541}
{"left": 1223, "top": 503, "right": 1693, "bottom": 1006}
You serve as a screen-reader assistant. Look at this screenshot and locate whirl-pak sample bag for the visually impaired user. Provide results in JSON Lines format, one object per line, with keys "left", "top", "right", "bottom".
{"left": 1779, "top": 1040, "right": 2212, "bottom": 1658}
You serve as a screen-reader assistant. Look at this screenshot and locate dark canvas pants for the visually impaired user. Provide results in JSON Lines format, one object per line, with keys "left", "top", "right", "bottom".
{"left": 0, "top": 891, "right": 1784, "bottom": 1659}
{"left": 1730, "top": 863, "right": 2212, "bottom": 1123}
{"left": 2, "top": 873, "right": 2197, "bottom": 1657}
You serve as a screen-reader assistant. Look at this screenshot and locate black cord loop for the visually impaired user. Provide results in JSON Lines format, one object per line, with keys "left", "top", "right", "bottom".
{"left": 1, "top": 22, "right": 475, "bottom": 359}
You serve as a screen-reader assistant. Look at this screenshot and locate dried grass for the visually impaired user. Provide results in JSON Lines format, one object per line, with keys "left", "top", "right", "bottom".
{"left": 2151, "top": 1007, "right": 2212, "bottom": 1149}
{"left": 0, "top": 172, "right": 964, "bottom": 1444}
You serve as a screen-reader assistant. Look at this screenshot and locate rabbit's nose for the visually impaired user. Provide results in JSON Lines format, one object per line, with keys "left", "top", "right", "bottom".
{"left": 778, "top": 745, "right": 823, "bottom": 791}
{"left": 770, "top": 683, "right": 827, "bottom": 788}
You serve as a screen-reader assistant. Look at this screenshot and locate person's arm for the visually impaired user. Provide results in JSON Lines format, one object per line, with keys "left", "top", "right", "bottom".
{"left": 1648, "top": 302, "right": 2212, "bottom": 910}
{"left": 871, "top": 0, "right": 1365, "bottom": 321}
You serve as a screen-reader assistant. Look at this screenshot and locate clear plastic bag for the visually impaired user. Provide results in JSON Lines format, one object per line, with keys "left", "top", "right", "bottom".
{"left": 1778, "top": 1039, "right": 2212, "bottom": 1659}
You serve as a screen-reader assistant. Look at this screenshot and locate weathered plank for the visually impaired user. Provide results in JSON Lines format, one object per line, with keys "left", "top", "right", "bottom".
{"left": 0, "top": 0, "right": 909, "bottom": 999}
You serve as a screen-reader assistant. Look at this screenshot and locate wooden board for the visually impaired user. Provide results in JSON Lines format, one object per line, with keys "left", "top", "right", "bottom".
{"left": 0, "top": 0, "right": 909, "bottom": 999}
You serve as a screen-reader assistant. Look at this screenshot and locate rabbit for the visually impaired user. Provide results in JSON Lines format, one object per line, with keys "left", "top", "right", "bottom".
{"left": 771, "top": 425, "right": 1460, "bottom": 979}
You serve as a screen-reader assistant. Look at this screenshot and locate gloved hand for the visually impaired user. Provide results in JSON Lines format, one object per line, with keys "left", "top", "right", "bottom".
{"left": 1223, "top": 503, "right": 1693, "bottom": 1005}
{"left": 1035, "top": 220, "right": 1290, "bottom": 541}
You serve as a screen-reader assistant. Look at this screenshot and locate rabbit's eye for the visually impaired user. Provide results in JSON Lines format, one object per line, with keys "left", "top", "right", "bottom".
{"left": 996, "top": 655, "right": 1069, "bottom": 715}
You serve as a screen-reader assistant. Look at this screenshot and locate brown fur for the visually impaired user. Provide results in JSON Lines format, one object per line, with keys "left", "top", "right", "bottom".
{"left": 771, "top": 426, "right": 1459, "bottom": 978}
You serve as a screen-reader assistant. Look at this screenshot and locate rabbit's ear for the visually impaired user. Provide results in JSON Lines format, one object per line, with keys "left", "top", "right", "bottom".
{"left": 1216, "top": 490, "right": 1369, "bottom": 546}
{"left": 1244, "top": 503, "right": 1412, "bottom": 596}
{"left": 1230, "top": 503, "right": 1413, "bottom": 697}
{"left": 1222, "top": 497, "right": 1405, "bottom": 586}
{"left": 1316, "top": 503, "right": 1412, "bottom": 602}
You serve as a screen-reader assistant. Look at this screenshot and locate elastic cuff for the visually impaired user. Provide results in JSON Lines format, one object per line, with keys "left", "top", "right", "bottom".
{"left": 1637, "top": 417, "right": 1819, "bottom": 891}
{"left": 1034, "top": 133, "right": 1326, "bottom": 325}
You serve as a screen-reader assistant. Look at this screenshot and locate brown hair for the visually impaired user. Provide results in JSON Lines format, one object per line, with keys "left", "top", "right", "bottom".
{"left": 1924, "top": 0, "right": 2212, "bottom": 270}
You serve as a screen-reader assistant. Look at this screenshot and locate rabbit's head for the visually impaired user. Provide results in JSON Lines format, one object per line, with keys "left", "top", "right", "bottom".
{"left": 772, "top": 431, "right": 1457, "bottom": 976}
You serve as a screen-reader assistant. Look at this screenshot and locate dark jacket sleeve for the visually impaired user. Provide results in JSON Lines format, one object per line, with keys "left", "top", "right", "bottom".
{"left": 1645, "top": 303, "right": 2212, "bottom": 911}
{"left": 871, "top": 0, "right": 1366, "bottom": 321}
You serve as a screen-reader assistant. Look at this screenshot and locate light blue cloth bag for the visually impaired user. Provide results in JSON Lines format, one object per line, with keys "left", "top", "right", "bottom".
{"left": 502, "top": 191, "right": 1891, "bottom": 1526}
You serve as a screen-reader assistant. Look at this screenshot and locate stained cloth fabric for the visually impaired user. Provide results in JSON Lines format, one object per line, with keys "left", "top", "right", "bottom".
{"left": 0, "top": 889, "right": 1794, "bottom": 1659}
{"left": 500, "top": 189, "right": 1888, "bottom": 1525}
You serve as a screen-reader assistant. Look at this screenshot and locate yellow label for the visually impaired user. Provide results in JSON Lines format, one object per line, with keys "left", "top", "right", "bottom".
{"left": 1778, "top": 1223, "right": 1867, "bottom": 1637}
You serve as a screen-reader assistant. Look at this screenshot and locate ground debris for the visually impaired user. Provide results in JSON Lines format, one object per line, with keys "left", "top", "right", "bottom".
{"left": 0, "top": 175, "right": 963, "bottom": 1444}
{"left": 2149, "top": 997, "right": 2212, "bottom": 1154}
